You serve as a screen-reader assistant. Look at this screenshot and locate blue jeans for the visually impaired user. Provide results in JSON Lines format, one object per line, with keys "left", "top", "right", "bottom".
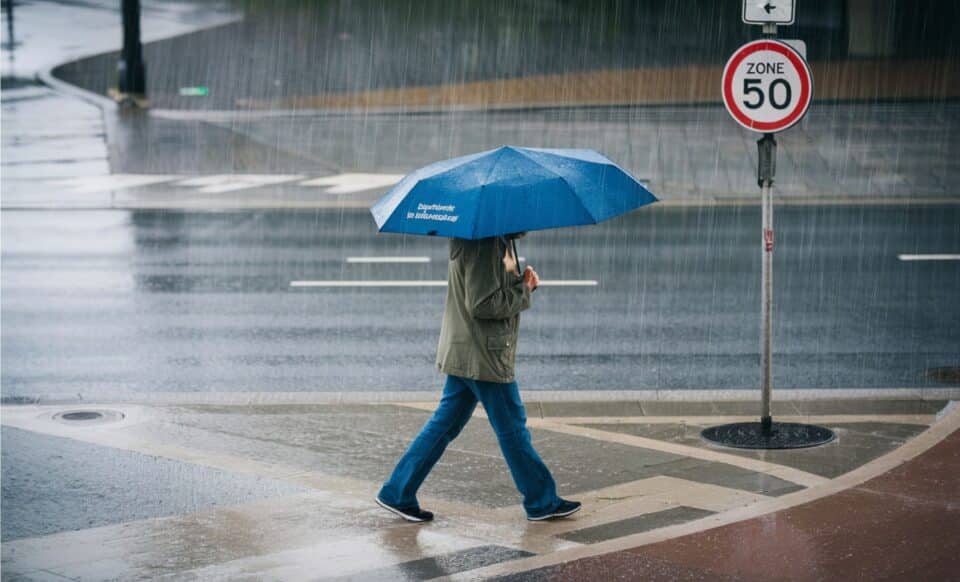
{"left": 378, "top": 374, "right": 562, "bottom": 517}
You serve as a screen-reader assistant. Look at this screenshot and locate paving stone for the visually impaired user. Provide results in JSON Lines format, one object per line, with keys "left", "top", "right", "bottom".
{"left": 560, "top": 506, "right": 715, "bottom": 544}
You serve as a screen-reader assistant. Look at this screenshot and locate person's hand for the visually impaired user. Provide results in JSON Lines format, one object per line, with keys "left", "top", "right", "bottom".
{"left": 523, "top": 266, "right": 540, "bottom": 291}
{"left": 503, "top": 246, "right": 518, "bottom": 275}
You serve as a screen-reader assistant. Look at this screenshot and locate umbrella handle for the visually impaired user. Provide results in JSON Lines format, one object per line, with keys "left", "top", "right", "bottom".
{"left": 512, "top": 239, "right": 522, "bottom": 277}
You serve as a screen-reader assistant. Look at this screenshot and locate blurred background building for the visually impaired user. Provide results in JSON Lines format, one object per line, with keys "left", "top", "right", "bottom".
{"left": 50, "top": 0, "right": 958, "bottom": 112}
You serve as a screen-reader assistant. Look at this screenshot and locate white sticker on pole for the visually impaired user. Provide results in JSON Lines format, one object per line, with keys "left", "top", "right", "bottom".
{"left": 722, "top": 39, "right": 812, "bottom": 133}
{"left": 743, "top": 0, "right": 795, "bottom": 25}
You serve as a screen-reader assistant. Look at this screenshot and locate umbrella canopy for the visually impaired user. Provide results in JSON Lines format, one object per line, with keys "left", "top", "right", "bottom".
{"left": 370, "top": 146, "right": 657, "bottom": 240}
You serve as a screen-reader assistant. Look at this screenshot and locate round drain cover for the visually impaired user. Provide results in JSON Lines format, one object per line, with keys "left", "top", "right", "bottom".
{"left": 61, "top": 411, "right": 103, "bottom": 421}
{"left": 701, "top": 421, "right": 835, "bottom": 450}
{"left": 52, "top": 409, "right": 125, "bottom": 426}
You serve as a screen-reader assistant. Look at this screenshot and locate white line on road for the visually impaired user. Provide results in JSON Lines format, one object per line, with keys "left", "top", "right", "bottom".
{"left": 290, "top": 280, "right": 598, "bottom": 287}
{"left": 897, "top": 254, "right": 960, "bottom": 261}
{"left": 299, "top": 173, "right": 405, "bottom": 194}
{"left": 539, "top": 280, "right": 598, "bottom": 286}
{"left": 175, "top": 174, "right": 305, "bottom": 193}
{"left": 291, "top": 280, "right": 447, "bottom": 287}
{"left": 48, "top": 174, "right": 182, "bottom": 193}
{"left": 345, "top": 257, "right": 431, "bottom": 263}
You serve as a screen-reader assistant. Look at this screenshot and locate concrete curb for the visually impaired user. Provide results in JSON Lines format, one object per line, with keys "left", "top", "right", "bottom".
{"left": 33, "top": 7, "right": 243, "bottom": 114}
{"left": 3, "top": 388, "right": 958, "bottom": 406}
{"left": 36, "top": 68, "right": 119, "bottom": 114}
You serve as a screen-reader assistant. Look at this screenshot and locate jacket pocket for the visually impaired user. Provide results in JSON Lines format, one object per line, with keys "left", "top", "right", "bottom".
{"left": 486, "top": 334, "right": 513, "bottom": 376}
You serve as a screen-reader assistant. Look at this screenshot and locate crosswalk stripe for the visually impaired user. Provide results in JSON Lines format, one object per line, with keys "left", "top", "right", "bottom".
{"left": 39, "top": 173, "right": 406, "bottom": 195}
{"left": 47, "top": 174, "right": 180, "bottom": 193}
{"left": 300, "top": 172, "right": 405, "bottom": 194}
{"left": 174, "top": 174, "right": 305, "bottom": 193}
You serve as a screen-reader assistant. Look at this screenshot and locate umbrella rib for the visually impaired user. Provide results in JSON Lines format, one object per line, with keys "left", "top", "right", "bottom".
{"left": 481, "top": 148, "right": 508, "bottom": 187}
{"left": 470, "top": 148, "right": 508, "bottom": 239}
{"left": 418, "top": 147, "right": 504, "bottom": 181}
{"left": 511, "top": 148, "right": 597, "bottom": 224}
{"left": 470, "top": 186, "right": 482, "bottom": 240}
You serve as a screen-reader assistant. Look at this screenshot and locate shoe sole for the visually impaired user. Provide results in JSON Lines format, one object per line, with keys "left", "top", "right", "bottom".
{"left": 375, "top": 497, "right": 429, "bottom": 523}
{"left": 527, "top": 504, "right": 582, "bottom": 521}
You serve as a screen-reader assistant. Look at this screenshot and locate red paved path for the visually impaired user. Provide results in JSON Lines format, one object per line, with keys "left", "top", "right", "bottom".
{"left": 510, "top": 427, "right": 960, "bottom": 581}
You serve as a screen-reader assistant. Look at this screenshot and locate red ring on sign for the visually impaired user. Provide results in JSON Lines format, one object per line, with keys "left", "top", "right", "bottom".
{"left": 722, "top": 40, "right": 812, "bottom": 132}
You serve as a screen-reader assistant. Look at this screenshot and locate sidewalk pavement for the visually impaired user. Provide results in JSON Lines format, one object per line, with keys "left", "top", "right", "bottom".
{"left": 484, "top": 401, "right": 960, "bottom": 582}
{"left": 2, "top": 396, "right": 956, "bottom": 580}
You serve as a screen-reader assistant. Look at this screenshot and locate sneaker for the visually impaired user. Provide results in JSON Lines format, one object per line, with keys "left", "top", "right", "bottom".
{"left": 375, "top": 496, "right": 434, "bottom": 522}
{"left": 527, "top": 499, "right": 582, "bottom": 521}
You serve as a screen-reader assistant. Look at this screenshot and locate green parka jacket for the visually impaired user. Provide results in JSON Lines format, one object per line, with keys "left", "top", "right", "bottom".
{"left": 435, "top": 236, "right": 532, "bottom": 383}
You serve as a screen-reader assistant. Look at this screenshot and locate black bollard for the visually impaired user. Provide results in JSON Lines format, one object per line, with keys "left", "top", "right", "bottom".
{"left": 117, "top": 0, "right": 146, "bottom": 97}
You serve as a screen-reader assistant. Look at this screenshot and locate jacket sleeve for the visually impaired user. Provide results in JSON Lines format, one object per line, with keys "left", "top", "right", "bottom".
{"left": 463, "top": 239, "right": 532, "bottom": 320}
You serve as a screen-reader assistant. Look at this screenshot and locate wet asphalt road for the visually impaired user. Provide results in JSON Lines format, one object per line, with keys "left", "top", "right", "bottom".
{"left": 0, "top": 424, "right": 310, "bottom": 542}
{"left": 2, "top": 204, "right": 958, "bottom": 398}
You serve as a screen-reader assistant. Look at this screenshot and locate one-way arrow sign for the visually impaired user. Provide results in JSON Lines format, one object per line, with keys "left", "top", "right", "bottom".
{"left": 743, "top": 0, "right": 795, "bottom": 25}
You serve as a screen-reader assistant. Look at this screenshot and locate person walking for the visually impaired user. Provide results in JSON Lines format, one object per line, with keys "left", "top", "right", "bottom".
{"left": 376, "top": 232, "right": 581, "bottom": 523}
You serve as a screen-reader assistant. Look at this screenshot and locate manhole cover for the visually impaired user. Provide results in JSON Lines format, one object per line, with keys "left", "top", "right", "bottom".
{"left": 701, "top": 422, "right": 836, "bottom": 450}
{"left": 926, "top": 367, "right": 960, "bottom": 385}
{"left": 52, "top": 409, "right": 125, "bottom": 426}
{"left": 61, "top": 411, "right": 103, "bottom": 421}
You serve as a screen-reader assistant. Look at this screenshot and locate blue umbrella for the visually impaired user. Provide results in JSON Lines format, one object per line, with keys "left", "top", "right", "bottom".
{"left": 370, "top": 146, "right": 657, "bottom": 241}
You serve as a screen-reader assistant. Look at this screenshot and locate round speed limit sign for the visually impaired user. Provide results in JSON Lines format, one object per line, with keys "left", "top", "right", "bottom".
{"left": 722, "top": 40, "right": 812, "bottom": 133}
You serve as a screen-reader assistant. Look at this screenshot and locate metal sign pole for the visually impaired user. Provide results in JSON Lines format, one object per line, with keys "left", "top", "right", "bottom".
{"left": 758, "top": 134, "right": 776, "bottom": 433}
{"left": 759, "top": 21, "right": 777, "bottom": 434}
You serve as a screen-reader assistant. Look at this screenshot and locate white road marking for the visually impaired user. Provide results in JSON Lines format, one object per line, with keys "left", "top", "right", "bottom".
{"left": 290, "top": 280, "right": 598, "bottom": 287}
{"left": 48, "top": 174, "right": 180, "bottom": 193}
{"left": 175, "top": 174, "right": 304, "bottom": 193}
{"left": 897, "top": 254, "right": 960, "bottom": 261}
{"left": 300, "top": 173, "right": 405, "bottom": 194}
{"left": 539, "top": 280, "right": 598, "bottom": 286}
{"left": 291, "top": 280, "right": 448, "bottom": 287}
{"left": 345, "top": 256, "right": 431, "bottom": 263}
